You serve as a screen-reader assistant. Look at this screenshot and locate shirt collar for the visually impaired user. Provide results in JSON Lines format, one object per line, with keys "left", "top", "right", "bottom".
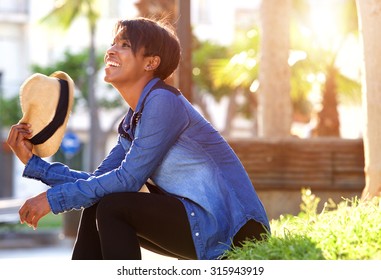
{"left": 135, "top": 77, "right": 161, "bottom": 113}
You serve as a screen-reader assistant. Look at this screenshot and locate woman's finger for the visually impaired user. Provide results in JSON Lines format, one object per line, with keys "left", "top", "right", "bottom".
{"left": 19, "top": 203, "right": 28, "bottom": 224}
{"left": 7, "top": 124, "right": 32, "bottom": 147}
{"left": 7, "top": 123, "right": 34, "bottom": 164}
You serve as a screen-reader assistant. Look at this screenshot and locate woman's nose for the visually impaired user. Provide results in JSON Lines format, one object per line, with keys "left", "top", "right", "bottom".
{"left": 106, "top": 45, "right": 116, "bottom": 54}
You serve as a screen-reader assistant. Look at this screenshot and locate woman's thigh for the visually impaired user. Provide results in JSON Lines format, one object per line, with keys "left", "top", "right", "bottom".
{"left": 96, "top": 192, "right": 197, "bottom": 260}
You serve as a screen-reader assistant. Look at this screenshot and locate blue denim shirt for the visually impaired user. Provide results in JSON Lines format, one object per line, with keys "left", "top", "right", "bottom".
{"left": 23, "top": 78, "right": 270, "bottom": 260}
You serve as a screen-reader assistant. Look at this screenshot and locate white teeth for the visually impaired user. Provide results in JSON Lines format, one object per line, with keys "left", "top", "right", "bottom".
{"left": 107, "top": 60, "right": 121, "bottom": 67}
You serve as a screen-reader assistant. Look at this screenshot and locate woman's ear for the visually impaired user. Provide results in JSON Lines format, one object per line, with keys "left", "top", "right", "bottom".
{"left": 145, "top": 56, "right": 161, "bottom": 71}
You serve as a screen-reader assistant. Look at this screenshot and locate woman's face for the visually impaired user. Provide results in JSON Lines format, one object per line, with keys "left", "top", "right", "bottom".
{"left": 104, "top": 32, "right": 148, "bottom": 86}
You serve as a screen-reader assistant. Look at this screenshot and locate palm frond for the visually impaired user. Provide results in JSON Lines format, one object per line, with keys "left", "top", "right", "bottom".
{"left": 39, "top": 0, "right": 100, "bottom": 30}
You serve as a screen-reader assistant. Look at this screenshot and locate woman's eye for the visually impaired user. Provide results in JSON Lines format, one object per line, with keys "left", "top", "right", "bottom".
{"left": 110, "top": 39, "right": 130, "bottom": 48}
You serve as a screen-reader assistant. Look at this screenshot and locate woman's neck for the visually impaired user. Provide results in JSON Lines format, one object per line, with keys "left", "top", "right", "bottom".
{"left": 115, "top": 76, "right": 153, "bottom": 111}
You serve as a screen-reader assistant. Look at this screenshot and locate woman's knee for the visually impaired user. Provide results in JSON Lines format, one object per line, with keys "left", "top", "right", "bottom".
{"left": 95, "top": 193, "right": 139, "bottom": 225}
{"left": 96, "top": 193, "right": 124, "bottom": 222}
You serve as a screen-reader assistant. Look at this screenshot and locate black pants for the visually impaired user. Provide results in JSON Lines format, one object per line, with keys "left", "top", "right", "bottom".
{"left": 71, "top": 192, "right": 266, "bottom": 260}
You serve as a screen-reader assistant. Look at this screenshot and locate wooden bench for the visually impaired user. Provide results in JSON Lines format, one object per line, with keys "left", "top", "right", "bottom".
{"left": 228, "top": 137, "right": 365, "bottom": 218}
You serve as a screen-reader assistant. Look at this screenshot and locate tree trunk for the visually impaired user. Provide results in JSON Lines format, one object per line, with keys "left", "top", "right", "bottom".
{"left": 258, "top": 0, "right": 292, "bottom": 138}
{"left": 192, "top": 89, "right": 214, "bottom": 125}
{"left": 175, "top": 0, "right": 192, "bottom": 102}
{"left": 356, "top": 0, "right": 381, "bottom": 198}
{"left": 221, "top": 88, "right": 239, "bottom": 137}
{"left": 64, "top": 22, "right": 106, "bottom": 239}
{"left": 87, "top": 23, "right": 106, "bottom": 171}
{"left": 312, "top": 66, "right": 340, "bottom": 137}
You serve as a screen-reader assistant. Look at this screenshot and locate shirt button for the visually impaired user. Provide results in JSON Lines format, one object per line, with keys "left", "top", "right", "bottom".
{"left": 191, "top": 212, "right": 195, "bottom": 216}
{"left": 195, "top": 232, "right": 199, "bottom": 237}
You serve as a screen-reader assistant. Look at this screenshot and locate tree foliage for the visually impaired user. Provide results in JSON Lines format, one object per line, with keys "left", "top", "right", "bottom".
{"left": 29, "top": 49, "right": 118, "bottom": 110}
{"left": 0, "top": 95, "right": 22, "bottom": 126}
{"left": 39, "top": 0, "right": 100, "bottom": 30}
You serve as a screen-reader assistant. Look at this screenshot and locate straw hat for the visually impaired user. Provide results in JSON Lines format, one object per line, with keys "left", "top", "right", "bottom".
{"left": 18, "top": 71, "right": 75, "bottom": 158}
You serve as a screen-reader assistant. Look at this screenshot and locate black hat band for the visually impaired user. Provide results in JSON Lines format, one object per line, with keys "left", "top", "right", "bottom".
{"left": 29, "top": 79, "right": 69, "bottom": 145}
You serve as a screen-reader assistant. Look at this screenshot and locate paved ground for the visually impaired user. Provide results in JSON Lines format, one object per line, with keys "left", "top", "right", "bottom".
{"left": 0, "top": 198, "right": 175, "bottom": 260}
{"left": 0, "top": 237, "right": 73, "bottom": 259}
{"left": 0, "top": 243, "right": 175, "bottom": 260}
{"left": 0, "top": 231, "right": 175, "bottom": 260}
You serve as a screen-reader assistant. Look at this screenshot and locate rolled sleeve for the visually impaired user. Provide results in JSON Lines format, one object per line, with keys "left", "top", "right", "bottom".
{"left": 23, "top": 155, "right": 50, "bottom": 181}
{"left": 46, "top": 177, "right": 103, "bottom": 214}
{"left": 47, "top": 187, "right": 67, "bottom": 214}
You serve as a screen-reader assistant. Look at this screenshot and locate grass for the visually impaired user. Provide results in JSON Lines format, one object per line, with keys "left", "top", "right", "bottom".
{"left": 36, "top": 212, "right": 63, "bottom": 229}
{"left": 0, "top": 212, "right": 63, "bottom": 232}
{"left": 225, "top": 188, "right": 381, "bottom": 260}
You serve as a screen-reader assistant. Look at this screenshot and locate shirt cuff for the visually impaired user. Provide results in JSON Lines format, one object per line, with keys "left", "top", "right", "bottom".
{"left": 22, "top": 154, "right": 50, "bottom": 181}
{"left": 47, "top": 187, "right": 65, "bottom": 214}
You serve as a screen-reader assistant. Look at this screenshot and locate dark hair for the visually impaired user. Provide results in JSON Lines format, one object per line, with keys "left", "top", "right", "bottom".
{"left": 114, "top": 17, "right": 181, "bottom": 80}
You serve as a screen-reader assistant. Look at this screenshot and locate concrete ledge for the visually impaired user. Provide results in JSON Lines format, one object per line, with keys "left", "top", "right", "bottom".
{"left": 0, "top": 198, "right": 24, "bottom": 225}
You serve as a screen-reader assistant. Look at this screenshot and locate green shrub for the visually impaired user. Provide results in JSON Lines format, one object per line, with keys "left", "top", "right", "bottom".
{"left": 225, "top": 188, "right": 381, "bottom": 260}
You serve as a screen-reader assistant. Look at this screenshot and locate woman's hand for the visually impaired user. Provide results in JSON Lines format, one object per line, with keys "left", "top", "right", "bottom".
{"left": 6, "top": 123, "right": 34, "bottom": 164}
{"left": 19, "top": 191, "right": 51, "bottom": 230}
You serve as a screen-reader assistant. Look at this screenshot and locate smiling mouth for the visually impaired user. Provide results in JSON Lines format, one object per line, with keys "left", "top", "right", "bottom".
{"left": 106, "top": 60, "right": 121, "bottom": 67}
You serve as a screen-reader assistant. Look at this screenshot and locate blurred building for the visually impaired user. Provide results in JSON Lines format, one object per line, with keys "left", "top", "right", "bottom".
{"left": 192, "top": 0, "right": 259, "bottom": 45}
{"left": 0, "top": 0, "right": 29, "bottom": 98}
{"left": 0, "top": 0, "right": 138, "bottom": 97}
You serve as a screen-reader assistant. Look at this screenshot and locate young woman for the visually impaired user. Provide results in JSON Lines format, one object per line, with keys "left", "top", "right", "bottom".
{"left": 7, "top": 17, "right": 270, "bottom": 260}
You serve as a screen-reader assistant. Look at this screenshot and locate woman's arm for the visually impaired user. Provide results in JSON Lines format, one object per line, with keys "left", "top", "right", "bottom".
{"left": 23, "top": 137, "right": 127, "bottom": 187}
{"left": 46, "top": 90, "right": 189, "bottom": 214}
